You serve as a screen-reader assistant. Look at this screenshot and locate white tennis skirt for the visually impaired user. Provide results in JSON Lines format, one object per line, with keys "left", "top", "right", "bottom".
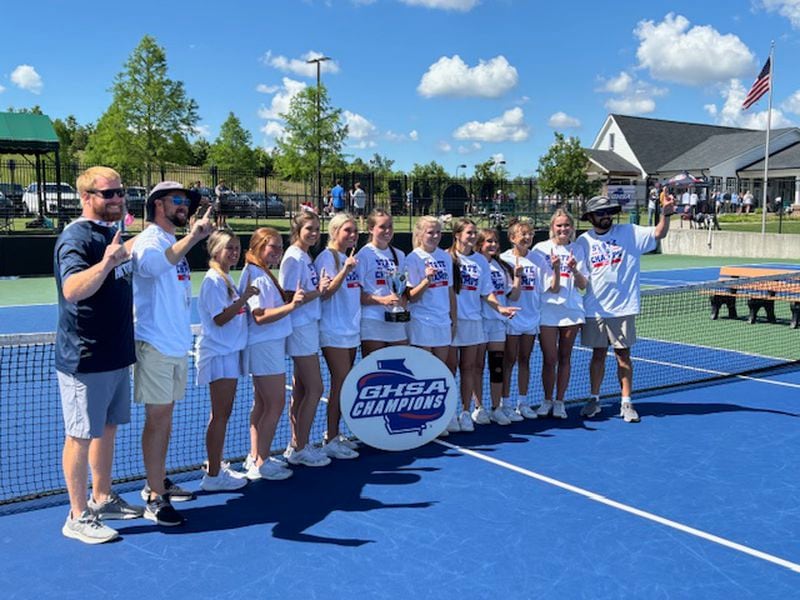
{"left": 243, "top": 339, "right": 287, "bottom": 376}
{"left": 452, "top": 319, "right": 487, "bottom": 347}
{"left": 196, "top": 350, "right": 241, "bottom": 385}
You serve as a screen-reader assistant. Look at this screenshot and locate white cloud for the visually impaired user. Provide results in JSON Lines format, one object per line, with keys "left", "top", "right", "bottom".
{"left": 634, "top": 13, "right": 755, "bottom": 85}
{"left": 437, "top": 141, "right": 452, "bottom": 152}
{"left": 409, "top": 129, "right": 419, "bottom": 141}
{"left": 418, "top": 55, "right": 518, "bottom": 98}
{"left": 597, "top": 72, "right": 633, "bottom": 94}
{"left": 782, "top": 90, "right": 800, "bottom": 114}
{"left": 344, "top": 110, "right": 377, "bottom": 141}
{"left": 605, "top": 95, "right": 656, "bottom": 115}
{"left": 759, "top": 0, "right": 800, "bottom": 29}
{"left": 385, "top": 129, "right": 419, "bottom": 142}
{"left": 400, "top": 0, "right": 479, "bottom": 11}
{"left": 703, "top": 79, "right": 793, "bottom": 128}
{"left": 261, "top": 121, "right": 286, "bottom": 138}
{"left": 491, "top": 153, "right": 505, "bottom": 165}
{"left": 0, "top": 84, "right": 5, "bottom": 94}
{"left": 598, "top": 72, "right": 667, "bottom": 115}
{"left": 11, "top": 65, "right": 43, "bottom": 94}
{"left": 256, "top": 83, "right": 279, "bottom": 94}
{"left": 457, "top": 142, "right": 482, "bottom": 154}
{"left": 548, "top": 112, "right": 581, "bottom": 129}
{"left": 261, "top": 50, "right": 340, "bottom": 78}
{"left": 452, "top": 107, "right": 529, "bottom": 142}
{"left": 192, "top": 124, "right": 212, "bottom": 138}
{"left": 257, "top": 77, "right": 307, "bottom": 120}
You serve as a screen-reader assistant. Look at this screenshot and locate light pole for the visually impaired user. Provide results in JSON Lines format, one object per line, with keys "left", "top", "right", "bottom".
{"left": 307, "top": 56, "right": 331, "bottom": 213}
{"left": 456, "top": 164, "right": 467, "bottom": 179}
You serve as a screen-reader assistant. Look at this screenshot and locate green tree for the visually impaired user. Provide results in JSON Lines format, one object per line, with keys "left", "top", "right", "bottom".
{"left": 410, "top": 160, "right": 449, "bottom": 212}
{"left": 207, "top": 112, "right": 258, "bottom": 190}
{"left": 536, "top": 132, "right": 598, "bottom": 200}
{"left": 5, "top": 105, "right": 44, "bottom": 114}
{"left": 274, "top": 85, "right": 348, "bottom": 181}
{"left": 253, "top": 147, "right": 275, "bottom": 177}
{"left": 188, "top": 137, "right": 210, "bottom": 167}
{"left": 85, "top": 35, "right": 199, "bottom": 184}
{"left": 53, "top": 115, "right": 93, "bottom": 169}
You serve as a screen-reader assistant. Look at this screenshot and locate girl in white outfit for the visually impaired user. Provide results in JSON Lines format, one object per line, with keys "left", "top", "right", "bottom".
{"left": 532, "top": 210, "right": 588, "bottom": 419}
{"left": 316, "top": 213, "right": 361, "bottom": 460}
{"left": 239, "top": 227, "right": 302, "bottom": 481}
{"left": 357, "top": 209, "right": 409, "bottom": 357}
{"left": 278, "top": 212, "right": 332, "bottom": 468}
{"left": 197, "top": 230, "right": 254, "bottom": 492}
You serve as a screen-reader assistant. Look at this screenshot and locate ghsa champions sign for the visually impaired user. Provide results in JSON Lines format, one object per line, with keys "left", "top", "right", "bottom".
{"left": 341, "top": 346, "right": 458, "bottom": 451}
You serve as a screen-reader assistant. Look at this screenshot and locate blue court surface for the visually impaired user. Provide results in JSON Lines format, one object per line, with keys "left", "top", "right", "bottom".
{"left": 640, "top": 263, "right": 800, "bottom": 288}
{"left": 1, "top": 368, "right": 799, "bottom": 598}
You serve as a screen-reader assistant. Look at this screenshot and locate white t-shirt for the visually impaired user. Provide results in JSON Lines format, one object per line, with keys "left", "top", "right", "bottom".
{"left": 278, "top": 245, "right": 320, "bottom": 327}
{"left": 197, "top": 269, "right": 247, "bottom": 356}
{"left": 454, "top": 251, "right": 493, "bottom": 321}
{"left": 315, "top": 248, "right": 361, "bottom": 338}
{"left": 407, "top": 247, "right": 452, "bottom": 326}
{"left": 533, "top": 240, "right": 587, "bottom": 327}
{"left": 681, "top": 192, "right": 690, "bottom": 206}
{"left": 483, "top": 258, "right": 511, "bottom": 322}
{"left": 576, "top": 223, "right": 656, "bottom": 318}
{"left": 352, "top": 188, "right": 366, "bottom": 209}
{"left": 499, "top": 249, "right": 549, "bottom": 333}
{"left": 689, "top": 192, "right": 698, "bottom": 207}
{"left": 239, "top": 263, "right": 291, "bottom": 344}
{"left": 356, "top": 243, "right": 406, "bottom": 322}
{"left": 132, "top": 224, "right": 192, "bottom": 357}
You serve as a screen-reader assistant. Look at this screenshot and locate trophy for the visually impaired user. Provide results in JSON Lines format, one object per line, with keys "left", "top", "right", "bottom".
{"left": 384, "top": 266, "right": 410, "bottom": 323}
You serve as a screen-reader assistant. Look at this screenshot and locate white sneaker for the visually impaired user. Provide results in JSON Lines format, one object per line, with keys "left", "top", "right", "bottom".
{"left": 245, "top": 461, "right": 261, "bottom": 481}
{"left": 258, "top": 459, "right": 293, "bottom": 480}
{"left": 243, "top": 454, "right": 256, "bottom": 472}
{"left": 200, "top": 468, "right": 248, "bottom": 492}
{"left": 620, "top": 401, "right": 640, "bottom": 423}
{"left": 471, "top": 406, "right": 491, "bottom": 425}
{"left": 324, "top": 438, "right": 359, "bottom": 460}
{"left": 536, "top": 399, "right": 553, "bottom": 417}
{"left": 220, "top": 461, "right": 249, "bottom": 480}
{"left": 446, "top": 413, "right": 461, "bottom": 433}
{"left": 490, "top": 406, "right": 511, "bottom": 425}
{"left": 438, "top": 428, "right": 450, "bottom": 437}
{"left": 458, "top": 410, "right": 475, "bottom": 432}
{"left": 552, "top": 400, "right": 567, "bottom": 419}
{"left": 288, "top": 445, "right": 331, "bottom": 467}
{"left": 516, "top": 402, "right": 538, "bottom": 420}
{"left": 502, "top": 403, "right": 524, "bottom": 422}
{"left": 62, "top": 510, "right": 119, "bottom": 544}
{"left": 336, "top": 435, "right": 359, "bottom": 450}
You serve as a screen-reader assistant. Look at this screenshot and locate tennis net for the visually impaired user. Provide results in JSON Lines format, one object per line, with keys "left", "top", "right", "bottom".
{"left": 1, "top": 272, "right": 798, "bottom": 505}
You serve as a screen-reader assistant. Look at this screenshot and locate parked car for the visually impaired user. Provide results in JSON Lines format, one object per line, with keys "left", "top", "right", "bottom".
{"left": 241, "top": 192, "right": 286, "bottom": 217}
{"left": 0, "top": 183, "right": 24, "bottom": 215}
{"left": 22, "top": 182, "right": 80, "bottom": 216}
{"left": 216, "top": 192, "right": 258, "bottom": 218}
{"left": 125, "top": 186, "right": 147, "bottom": 217}
{"left": 0, "top": 190, "right": 11, "bottom": 221}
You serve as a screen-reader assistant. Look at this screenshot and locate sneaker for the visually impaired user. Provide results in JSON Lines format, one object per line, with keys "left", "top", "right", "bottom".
{"left": 324, "top": 438, "right": 359, "bottom": 460}
{"left": 245, "top": 461, "right": 261, "bottom": 481}
{"left": 88, "top": 490, "right": 144, "bottom": 520}
{"left": 471, "top": 406, "right": 491, "bottom": 425}
{"left": 243, "top": 454, "right": 256, "bottom": 472}
{"left": 490, "top": 406, "right": 511, "bottom": 425}
{"left": 62, "top": 510, "right": 119, "bottom": 544}
{"left": 258, "top": 459, "right": 293, "bottom": 480}
{"left": 287, "top": 445, "right": 331, "bottom": 467}
{"left": 140, "top": 477, "right": 195, "bottom": 503}
{"left": 201, "top": 468, "right": 249, "bottom": 492}
{"left": 552, "top": 400, "right": 568, "bottom": 419}
{"left": 326, "top": 433, "right": 359, "bottom": 451}
{"left": 220, "top": 461, "right": 249, "bottom": 480}
{"left": 283, "top": 445, "right": 296, "bottom": 463}
{"left": 458, "top": 410, "right": 475, "bottom": 432}
{"left": 502, "top": 402, "right": 524, "bottom": 423}
{"left": 438, "top": 427, "right": 450, "bottom": 437}
{"left": 581, "top": 398, "right": 602, "bottom": 419}
{"left": 446, "top": 413, "right": 461, "bottom": 433}
{"left": 144, "top": 494, "right": 185, "bottom": 527}
{"left": 536, "top": 399, "right": 553, "bottom": 417}
{"left": 516, "top": 402, "right": 538, "bottom": 420}
{"left": 620, "top": 401, "right": 640, "bottom": 423}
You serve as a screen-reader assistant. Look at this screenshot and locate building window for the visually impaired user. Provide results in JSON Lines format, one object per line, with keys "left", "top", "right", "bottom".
{"left": 609, "top": 133, "right": 615, "bottom": 151}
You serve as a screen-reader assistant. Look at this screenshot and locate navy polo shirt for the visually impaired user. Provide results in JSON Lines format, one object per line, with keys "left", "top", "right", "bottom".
{"left": 54, "top": 219, "right": 135, "bottom": 374}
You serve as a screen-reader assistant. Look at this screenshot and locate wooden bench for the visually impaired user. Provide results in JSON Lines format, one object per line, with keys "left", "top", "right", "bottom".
{"left": 706, "top": 266, "right": 800, "bottom": 328}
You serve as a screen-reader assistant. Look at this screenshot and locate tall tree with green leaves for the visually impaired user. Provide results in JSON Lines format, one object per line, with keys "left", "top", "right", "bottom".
{"left": 53, "top": 115, "right": 94, "bottom": 177}
{"left": 410, "top": 160, "right": 449, "bottom": 212}
{"left": 273, "top": 85, "right": 348, "bottom": 181}
{"left": 207, "top": 112, "right": 258, "bottom": 190}
{"left": 85, "top": 35, "right": 199, "bottom": 183}
{"left": 536, "top": 132, "right": 598, "bottom": 200}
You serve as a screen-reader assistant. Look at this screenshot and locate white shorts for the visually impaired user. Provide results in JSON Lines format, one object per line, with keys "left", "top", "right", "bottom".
{"left": 409, "top": 319, "right": 451, "bottom": 348}
{"left": 243, "top": 340, "right": 286, "bottom": 376}
{"left": 287, "top": 321, "right": 320, "bottom": 357}
{"left": 360, "top": 318, "right": 408, "bottom": 343}
{"left": 540, "top": 305, "right": 585, "bottom": 327}
{"left": 197, "top": 350, "right": 241, "bottom": 385}
{"left": 507, "top": 320, "right": 539, "bottom": 337}
{"left": 320, "top": 330, "right": 360, "bottom": 349}
{"left": 452, "top": 319, "right": 487, "bottom": 347}
{"left": 483, "top": 319, "right": 507, "bottom": 344}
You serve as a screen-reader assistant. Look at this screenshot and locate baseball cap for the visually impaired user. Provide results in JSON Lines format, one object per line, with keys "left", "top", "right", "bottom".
{"left": 581, "top": 195, "right": 622, "bottom": 221}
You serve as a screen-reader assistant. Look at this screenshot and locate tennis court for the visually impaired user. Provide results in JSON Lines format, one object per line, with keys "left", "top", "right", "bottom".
{"left": 0, "top": 256, "right": 798, "bottom": 597}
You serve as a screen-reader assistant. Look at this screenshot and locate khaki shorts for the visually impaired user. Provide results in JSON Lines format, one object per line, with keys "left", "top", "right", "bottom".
{"left": 581, "top": 315, "right": 636, "bottom": 349}
{"left": 133, "top": 341, "right": 189, "bottom": 405}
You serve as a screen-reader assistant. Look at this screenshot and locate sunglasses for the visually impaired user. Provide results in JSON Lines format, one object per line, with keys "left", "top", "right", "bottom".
{"left": 162, "top": 194, "right": 187, "bottom": 205}
{"left": 88, "top": 188, "right": 125, "bottom": 200}
{"left": 593, "top": 209, "right": 615, "bottom": 217}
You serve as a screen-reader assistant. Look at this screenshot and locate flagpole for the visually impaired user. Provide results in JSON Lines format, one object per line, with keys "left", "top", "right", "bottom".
{"left": 761, "top": 42, "right": 774, "bottom": 235}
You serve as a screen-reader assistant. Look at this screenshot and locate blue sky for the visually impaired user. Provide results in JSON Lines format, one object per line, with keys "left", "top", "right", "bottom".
{"left": 2, "top": 0, "right": 800, "bottom": 176}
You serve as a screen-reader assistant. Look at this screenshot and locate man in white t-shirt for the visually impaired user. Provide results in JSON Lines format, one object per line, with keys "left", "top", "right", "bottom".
{"left": 132, "top": 181, "right": 213, "bottom": 526}
{"left": 576, "top": 194, "right": 674, "bottom": 423}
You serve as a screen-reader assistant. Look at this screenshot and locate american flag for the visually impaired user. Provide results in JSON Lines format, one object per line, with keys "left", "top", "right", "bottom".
{"left": 742, "top": 57, "right": 771, "bottom": 110}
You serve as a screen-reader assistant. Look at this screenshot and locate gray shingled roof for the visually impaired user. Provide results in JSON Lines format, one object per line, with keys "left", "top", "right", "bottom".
{"left": 658, "top": 129, "right": 794, "bottom": 172}
{"left": 611, "top": 114, "right": 751, "bottom": 174}
{"left": 585, "top": 149, "right": 641, "bottom": 175}
{"left": 740, "top": 141, "right": 800, "bottom": 171}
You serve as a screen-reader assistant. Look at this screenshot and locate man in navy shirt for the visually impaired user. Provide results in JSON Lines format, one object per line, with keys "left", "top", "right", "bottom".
{"left": 55, "top": 166, "right": 143, "bottom": 544}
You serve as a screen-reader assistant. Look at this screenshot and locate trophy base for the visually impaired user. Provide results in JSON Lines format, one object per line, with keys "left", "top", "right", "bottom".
{"left": 384, "top": 311, "right": 411, "bottom": 323}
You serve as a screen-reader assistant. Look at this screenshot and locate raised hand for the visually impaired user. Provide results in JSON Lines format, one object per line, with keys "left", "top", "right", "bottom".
{"left": 661, "top": 193, "right": 676, "bottom": 216}
{"left": 103, "top": 229, "right": 129, "bottom": 268}
{"left": 318, "top": 267, "right": 332, "bottom": 293}
{"left": 292, "top": 280, "right": 306, "bottom": 307}
{"left": 424, "top": 262, "right": 437, "bottom": 281}
{"left": 514, "top": 255, "right": 523, "bottom": 279}
{"left": 191, "top": 206, "right": 215, "bottom": 239}
{"left": 550, "top": 249, "right": 561, "bottom": 271}
{"left": 566, "top": 250, "right": 577, "bottom": 271}
{"left": 344, "top": 247, "right": 358, "bottom": 272}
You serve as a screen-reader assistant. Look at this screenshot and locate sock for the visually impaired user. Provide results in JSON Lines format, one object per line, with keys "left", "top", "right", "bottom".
{"left": 621, "top": 396, "right": 632, "bottom": 405}
{"left": 591, "top": 394, "right": 600, "bottom": 402}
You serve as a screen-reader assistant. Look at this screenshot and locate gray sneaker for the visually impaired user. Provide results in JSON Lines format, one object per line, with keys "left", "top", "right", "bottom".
{"left": 88, "top": 490, "right": 144, "bottom": 520}
{"left": 581, "top": 398, "right": 601, "bottom": 419}
{"left": 62, "top": 510, "right": 119, "bottom": 544}
{"left": 140, "top": 477, "right": 195, "bottom": 503}
{"left": 620, "top": 401, "right": 640, "bottom": 423}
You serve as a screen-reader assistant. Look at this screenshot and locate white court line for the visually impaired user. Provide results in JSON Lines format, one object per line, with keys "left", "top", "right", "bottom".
{"left": 434, "top": 438, "right": 800, "bottom": 573}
